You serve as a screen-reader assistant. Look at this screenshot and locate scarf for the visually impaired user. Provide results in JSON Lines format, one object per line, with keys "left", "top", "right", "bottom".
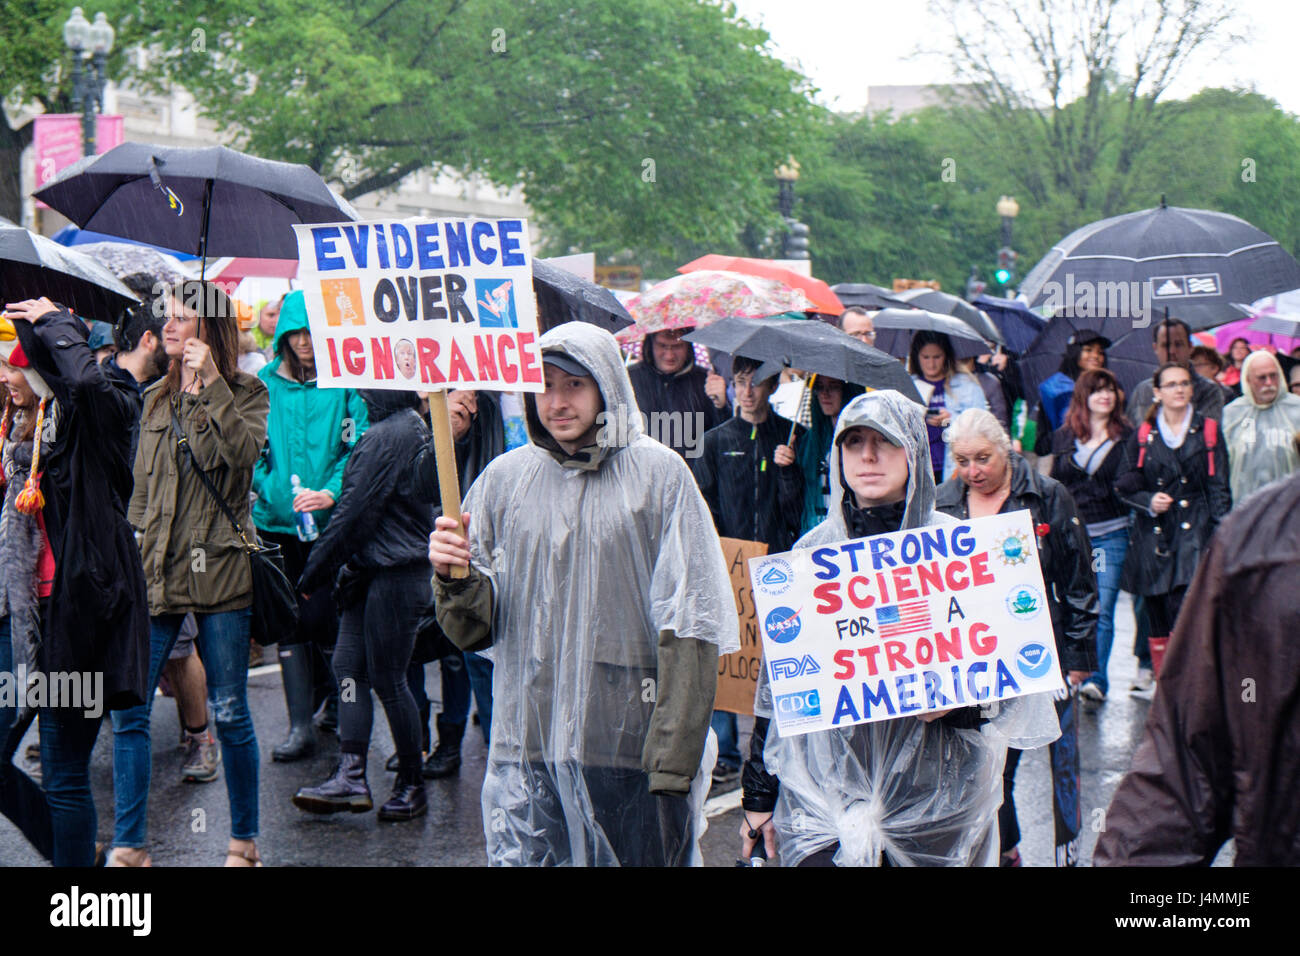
{"left": 841, "top": 496, "right": 907, "bottom": 539}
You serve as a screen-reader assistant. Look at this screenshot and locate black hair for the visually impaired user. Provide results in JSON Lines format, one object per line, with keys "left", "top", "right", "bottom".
{"left": 1059, "top": 334, "right": 1108, "bottom": 380}
{"left": 1150, "top": 318, "right": 1191, "bottom": 344}
{"left": 907, "top": 331, "right": 955, "bottom": 380}
{"left": 115, "top": 272, "right": 166, "bottom": 351}
{"left": 731, "top": 354, "right": 776, "bottom": 386}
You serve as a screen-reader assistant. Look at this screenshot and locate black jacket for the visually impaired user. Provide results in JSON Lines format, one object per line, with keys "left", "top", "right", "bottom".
{"left": 627, "top": 338, "right": 730, "bottom": 459}
{"left": 1048, "top": 423, "right": 1134, "bottom": 527}
{"left": 14, "top": 309, "right": 149, "bottom": 711}
{"left": 692, "top": 412, "right": 804, "bottom": 553}
{"left": 935, "top": 453, "right": 1099, "bottom": 675}
{"left": 1113, "top": 411, "right": 1230, "bottom": 597}
{"left": 298, "top": 391, "right": 433, "bottom": 593}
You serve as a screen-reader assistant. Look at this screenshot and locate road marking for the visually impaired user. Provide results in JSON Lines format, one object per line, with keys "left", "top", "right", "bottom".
{"left": 705, "top": 788, "right": 743, "bottom": 817}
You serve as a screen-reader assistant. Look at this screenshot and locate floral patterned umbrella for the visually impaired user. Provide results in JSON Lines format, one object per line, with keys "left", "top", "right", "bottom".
{"left": 615, "top": 270, "right": 817, "bottom": 344}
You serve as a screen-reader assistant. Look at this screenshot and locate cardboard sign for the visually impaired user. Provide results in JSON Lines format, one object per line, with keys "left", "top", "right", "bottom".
{"left": 293, "top": 218, "right": 544, "bottom": 393}
{"left": 748, "top": 510, "right": 1065, "bottom": 736}
{"left": 714, "top": 537, "right": 769, "bottom": 716}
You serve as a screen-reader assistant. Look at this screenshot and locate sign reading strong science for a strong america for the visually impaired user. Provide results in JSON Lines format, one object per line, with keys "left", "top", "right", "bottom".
{"left": 749, "top": 510, "right": 1065, "bottom": 737}
{"left": 293, "top": 218, "right": 544, "bottom": 393}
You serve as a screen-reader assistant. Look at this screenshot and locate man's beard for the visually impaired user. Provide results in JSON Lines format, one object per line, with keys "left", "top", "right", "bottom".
{"left": 149, "top": 342, "right": 170, "bottom": 379}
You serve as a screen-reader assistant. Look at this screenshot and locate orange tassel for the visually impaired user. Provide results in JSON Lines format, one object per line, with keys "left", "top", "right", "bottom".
{"left": 14, "top": 397, "right": 46, "bottom": 515}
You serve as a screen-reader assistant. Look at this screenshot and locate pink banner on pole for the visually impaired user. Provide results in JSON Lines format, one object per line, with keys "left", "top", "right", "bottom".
{"left": 33, "top": 114, "right": 124, "bottom": 208}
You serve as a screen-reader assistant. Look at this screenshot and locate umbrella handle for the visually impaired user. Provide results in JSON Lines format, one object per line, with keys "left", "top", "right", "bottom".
{"left": 788, "top": 373, "right": 814, "bottom": 444}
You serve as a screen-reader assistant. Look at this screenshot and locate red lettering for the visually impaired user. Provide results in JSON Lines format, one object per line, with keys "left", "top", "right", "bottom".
{"left": 473, "top": 335, "right": 499, "bottom": 381}
{"left": 497, "top": 335, "right": 519, "bottom": 384}
{"left": 833, "top": 649, "right": 855, "bottom": 680}
{"left": 813, "top": 581, "right": 842, "bottom": 615}
{"left": 370, "top": 338, "right": 394, "bottom": 380}
{"left": 883, "top": 640, "right": 913, "bottom": 671}
{"left": 516, "top": 332, "right": 542, "bottom": 384}
{"left": 857, "top": 645, "right": 882, "bottom": 677}
{"left": 891, "top": 566, "right": 918, "bottom": 601}
{"left": 417, "top": 339, "right": 446, "bottom": 385}
{"left": 916, "top": 561, "right": 944, "bottom": 596}
{"left": 342, "top": 337, "right": 365, "bottom": 375}
{"left": 944, "top": 561, "right": 970, "bottom": 590}
{"left": 970, "top": 552, "right": 995, "bottom": 586}
{"left": 874, "top": 572, "right": 891, "bottom": 605}
{"left": 935, "top": 627, "right": 962, "bottom": 661}
{"left": 914, "top": 637, "right": 933, "bottom": 664}
{"left": 970, "top": 622, "right": 997, "bottom": 655}
{"left": 447, "top": 339, "right": 474, "bottom": 383}
{"left": 847, "top": 575, "right": 874, "bottom": 609}
{"left": 326, "top": 338, "right": 341, "bottom": 377}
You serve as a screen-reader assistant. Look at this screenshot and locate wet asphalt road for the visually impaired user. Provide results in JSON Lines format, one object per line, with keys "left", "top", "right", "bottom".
{"left": 0, "top": 592, "right": 1230, "bottom": 866}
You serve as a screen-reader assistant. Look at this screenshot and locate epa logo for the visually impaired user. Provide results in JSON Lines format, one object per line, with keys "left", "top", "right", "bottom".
{"left": 770, "top": 654, "right": 820, "bottom": 680}
{"left": 775, "top": 689, "right": 821, "bottom": 722}
{"left": 764, "top": 606, "right": 802, "bottom": 644}
{"left": 1015, "top": 642, "right": 1054, "bottom": 680}
{"left": 754, "top": 558, "right": 793, "bottom": 596}
{"left": 1005, "top": 585, "right": 1043, "bottom": 620}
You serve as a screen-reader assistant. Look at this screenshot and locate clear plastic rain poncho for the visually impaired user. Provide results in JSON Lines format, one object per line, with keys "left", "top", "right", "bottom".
{"left": 754, "top": 390, "right": 1060, "bottom": 867}
{"left": 1222, "top": 350, "right": 1300, "bottom": 502}
{"left": 457, "top": 321, "right": 738, "bottom": 866}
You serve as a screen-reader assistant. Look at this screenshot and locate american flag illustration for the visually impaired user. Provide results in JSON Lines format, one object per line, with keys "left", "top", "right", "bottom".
{"left": 877, "top": 601, "right": 932, "bottom": 639}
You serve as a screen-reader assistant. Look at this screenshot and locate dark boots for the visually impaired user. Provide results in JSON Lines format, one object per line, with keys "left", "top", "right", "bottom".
{"left": 291, "top": 752, "right": 373, "bottom": 814}
{"left": 378, "top": 768, "right": 427, "bottom": 821}
{"left": 422, "top": 720, "right": 465, "bottom": 779}
{"left": 272, "top": 645, "right": 317, "bottom": 762}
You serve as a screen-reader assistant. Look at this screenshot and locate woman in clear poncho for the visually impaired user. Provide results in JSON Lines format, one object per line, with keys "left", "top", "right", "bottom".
{"left": 740, "top": 389, "right": 1060, "bottom": 867}
{"left": 430, "top": 322, "right": 738, "bottom": 866}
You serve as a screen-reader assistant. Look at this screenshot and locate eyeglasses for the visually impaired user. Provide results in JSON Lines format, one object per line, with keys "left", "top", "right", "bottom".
{"left": 849, "top": 331, "right": 876, "bottom": 343}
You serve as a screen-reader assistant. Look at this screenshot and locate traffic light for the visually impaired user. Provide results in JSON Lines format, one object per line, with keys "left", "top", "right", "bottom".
{"left": 994, "top": 246, "right": 1018, "bottom": 286}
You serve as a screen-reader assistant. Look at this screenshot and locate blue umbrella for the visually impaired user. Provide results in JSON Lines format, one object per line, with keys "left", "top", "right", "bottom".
{"left": 973, "top": 294, "right": 1047, "bottom": 353}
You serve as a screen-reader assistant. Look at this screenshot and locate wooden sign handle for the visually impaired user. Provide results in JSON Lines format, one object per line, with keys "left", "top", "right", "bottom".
{"left": 428, "top": 390, "right": 468, "bottom": 580}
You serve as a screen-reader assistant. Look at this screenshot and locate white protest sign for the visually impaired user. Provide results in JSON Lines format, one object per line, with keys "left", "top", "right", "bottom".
{"left": 749, "top": 510, "right": 1065, "bottom": 736}
{"left": 292, "top": 218, "right": 544, "bottom": 393}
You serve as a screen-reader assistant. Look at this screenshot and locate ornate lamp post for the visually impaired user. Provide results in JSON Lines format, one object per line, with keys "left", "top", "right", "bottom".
{"left": 774, "top": 157, "right": 809, "bottom": 261}
{"left": 63, "top": 7, "right": 115, "bottom": 157}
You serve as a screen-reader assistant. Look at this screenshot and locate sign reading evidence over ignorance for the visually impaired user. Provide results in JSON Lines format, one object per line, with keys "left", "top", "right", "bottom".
{"left": 293, "top": 218, "right": 544, "bottom": 392}
{"left": 749, "top": 510, "right": 1064, "bottom": 736}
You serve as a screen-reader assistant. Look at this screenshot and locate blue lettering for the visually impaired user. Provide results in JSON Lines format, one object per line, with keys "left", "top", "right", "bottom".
{"left": 811, "top": 547, "right": 839, "bottom": 580}
{"left": 994, "top": 659, "right": 1021, "bottom": 697}
{"left": 870, "top": 537, "right": 897, "bottom": 569}
{"left": 861, "top": 679, "right": 895, "bottom": 718}
{"left": 951, "top": 525, "right": 976, "bottom": 557}
{"left": 390, "top": 223, "right": 414, "bottom": 269}
{"left": 416, "top": 223, "right": 445, "bottom": 270}
{"left": 375, "top": 224, "right": 390, "bottom": 269}
{"left": 842, "top": 540, "right": 866, "bottom": 572}
{"left": 470, "top": 222, "right": 497, "bottom": 265}
{"left": 900, "top": 534, "right": 921, "bottom": 565}
{"left": 920, "top": 528, "right": 949, "bottom": 560}
{"left": 950, "top": 665, "right": 965, "bottom": 703}
{"left": 498, "top": 219, "right": 526, "bottom": 266}
{"left": 966, "top": 661, "right": 989, "bottom": 701}
{"left": 313, "top": 227, "right": 345, "bottom": 271}
{"left": 896, "top": 673, "right": 920, "bottom": 713}
{"left": 339, "top": 224, "right": 368, "bottom": 268}
{"left": 923, "top": 670, "right": 952, "bottom": 709}
{"left": 832, "top": 686, "right": 860, "bottom": 724}
{"left": 443, "top": 222, "right": 471, "bottom": 268}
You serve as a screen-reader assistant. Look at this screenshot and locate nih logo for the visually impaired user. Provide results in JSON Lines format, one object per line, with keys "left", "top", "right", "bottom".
{"left": 775, "top": 688, "right": 821, "bottom": 723}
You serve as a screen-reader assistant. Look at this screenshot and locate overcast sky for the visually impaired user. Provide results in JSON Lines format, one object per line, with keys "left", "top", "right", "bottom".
{"left": 730, "top": 0, "right": 1300, "bottom": 115}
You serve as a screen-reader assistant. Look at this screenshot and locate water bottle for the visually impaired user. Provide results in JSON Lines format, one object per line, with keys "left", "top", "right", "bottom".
{"left": 290, "top": 473, "right": 319, "bottom": 542}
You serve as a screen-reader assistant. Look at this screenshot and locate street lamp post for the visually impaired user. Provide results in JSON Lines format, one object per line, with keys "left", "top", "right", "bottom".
{"left": 774, "top": 157, "right": 809, "bottom": 261}
{"left": 996, "top": 194, "right": 1019, "bottom": 249}
{"left": 63, "top": 7, "right": 115, "bottom": 157}
{"left": 994, "top": 195, "right": 1020, "bottom": 289}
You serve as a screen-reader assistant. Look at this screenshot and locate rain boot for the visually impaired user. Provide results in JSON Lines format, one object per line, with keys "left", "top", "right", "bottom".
{"left": 291, "top": 752, "right": 373, "bottom": 814}
{"left": 378, "top": 767, "right": 427, "bottom": 821}
{"left": 312, "top": 644, "right": 340, "bottom": 735}
{"left": 422, "top": 719, "right": 465, "bottom": 779}
{"left": 272, "top": 645, "right": 317, "bottom": 762}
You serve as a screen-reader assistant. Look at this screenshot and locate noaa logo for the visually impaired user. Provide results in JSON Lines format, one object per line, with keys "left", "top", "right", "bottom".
{"left": 754, "top": 558, "right": 794, "bottom": 596}
{"left": 1015, "top": 642, "right": 1054, "bottom": 680}
{"left": 997, "top": 530, "right": 1031, "bottom": 566}
{"left": 1005, "top": 585, "right": 1043, "bottom": 620}
{"left": 764, "top": 606, "right": 802, "bottom": 644}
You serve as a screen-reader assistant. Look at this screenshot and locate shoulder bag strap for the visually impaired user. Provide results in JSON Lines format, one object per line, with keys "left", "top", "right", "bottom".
{"left": 168, "top": 400, "right": 254, "bottom": 550}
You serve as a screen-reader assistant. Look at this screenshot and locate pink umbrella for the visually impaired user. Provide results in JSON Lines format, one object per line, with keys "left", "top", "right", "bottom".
{"left": 1211, "top": 316, "right": 1300, "bottom": 355}
{"left": 616, "top": 270, "right": 816, "bottom": 344}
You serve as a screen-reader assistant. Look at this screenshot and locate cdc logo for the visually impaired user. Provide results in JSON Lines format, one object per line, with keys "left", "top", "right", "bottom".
{"left": 775, "top": 689, "right": 821, "bottom": 722}
{"left": 770, "top": 655, "right": 821, "bottom": 680}
{"left": 764, "top": 606, "right": 802, "bottom": 644}
{"left": 1015, "top": 642, "right": 1054, "bottom": 680}
{"left": 754, "top": 558, "right": 794, "bottom": 596}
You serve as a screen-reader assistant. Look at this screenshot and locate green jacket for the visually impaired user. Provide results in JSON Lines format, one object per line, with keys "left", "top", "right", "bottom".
{"left": 130, "top": 371, "right": 270, "bottom": 615}
{"left": 252, "top": 292, "right": 369, "bottom": 535}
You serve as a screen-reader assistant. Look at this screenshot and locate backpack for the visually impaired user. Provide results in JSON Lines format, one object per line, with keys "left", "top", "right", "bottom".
{"left": 1136, "top": 416, "right": 1218, "bottom": 475}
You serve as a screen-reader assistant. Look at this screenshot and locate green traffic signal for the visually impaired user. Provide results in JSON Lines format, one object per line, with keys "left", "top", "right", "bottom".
{"left": 994, "top": 268, "right": 1012, "bottom": 284}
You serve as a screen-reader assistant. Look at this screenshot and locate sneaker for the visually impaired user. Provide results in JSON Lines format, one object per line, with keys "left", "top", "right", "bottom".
{"left": 181, "top": 730, "right": 221, "bottom": 783}
{"left": 1130, "top": 667, "right": 1154, "bottom": 694}
{"left": 709, "top": 765, "right": 741, "bottom": 797}
{"left": 1079, "top": 680, "right": 1106, "bottom": 703}
{"left": 1000, "top": 847, "right": 1023, "bottom": 867}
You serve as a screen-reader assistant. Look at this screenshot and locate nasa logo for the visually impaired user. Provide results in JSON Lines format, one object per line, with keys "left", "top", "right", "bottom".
{"left": 770, "top": 654, "right": 821, "bottom": 680}
{"left": 1016, "top": 642, "right": 1054, "bottom": 680}
{"left": 764, "top": 606, "right": 802, "bottom": 644}
{"left": 775, "top": 688, "right": 821, "bottom": 722}
{"left": 755, "top": 558, "right": 794, "bottom": 596}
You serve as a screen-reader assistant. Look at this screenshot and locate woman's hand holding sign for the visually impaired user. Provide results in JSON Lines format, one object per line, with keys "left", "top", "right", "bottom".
{"left": 430, "top": 513, "right": 472, "bottom": 579}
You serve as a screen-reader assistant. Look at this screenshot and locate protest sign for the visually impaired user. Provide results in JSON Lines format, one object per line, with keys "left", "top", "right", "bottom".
{"left": 292, "top": 218, "right": 544, "bottom": 394}
{"left": 715, "top": 537, "right": 768, "bottom": 716}
{"left": 748, "top": 510, "right": 1064, "bottom": 736}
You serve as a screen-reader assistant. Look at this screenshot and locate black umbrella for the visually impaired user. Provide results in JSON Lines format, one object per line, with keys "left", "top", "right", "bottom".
{"left": 830, "top": 282, "right": 913, "bottom": 311}
{"left": 532, "top": 259, "right": 633, "bottom": 334}
{"left": 33, "top": 142, "right": 358, "bottom": 277}
{"left": 683, "top": 316, "right": 923, "bottom": 404}
{"left": 1019, "top": 200, "right": 1300, "bottom": 331}
{"left": 0, "top": 222, "right": 138, "bottom": 322}
{"left": 1018, "top": 311, "right": 1155, "bottom": 408}
{"left": 893, "top": 287, "right": 1004, "bottom": 345}
{"left": 870, "top": 307, "right": 992, "bottom": 361}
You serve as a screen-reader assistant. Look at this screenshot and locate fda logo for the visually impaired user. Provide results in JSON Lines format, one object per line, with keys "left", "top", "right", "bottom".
{"left": 775, "top": 689, "right": 821, "bottom": 722}
{"left": 754, "top": 558, "right": 793, "bottom": 596}
{"left": 770, "top": 654, "right": 821, "bottom": 680}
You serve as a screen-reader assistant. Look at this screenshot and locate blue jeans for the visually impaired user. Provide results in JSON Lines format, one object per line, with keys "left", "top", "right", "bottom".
{"left": 1087, "top": 529, "right": 1129, "bottom": 694}
{"left": 0, "top": 616, "right": 55, "bottom": 862}
{"left": 40, "top": 708, "right": 103, "bottom": 867}
{"left": 441, "top": 651, "right": 494, "bottom": 744}
{"left": 111, "top": 608, "right": 258, "bottom": 847}
{"left": 711, "top": 711, "right": 740, "bottom": 771}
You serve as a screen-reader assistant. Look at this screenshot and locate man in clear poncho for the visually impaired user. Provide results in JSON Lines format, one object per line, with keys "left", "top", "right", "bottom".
{"left": 741, "top": 390, "right": 1060, "bottom": 866}
{"left": 1222, "top": 349, "right": 1300, "bottom": 504}
{"left": 429, "top": 322, "right": 738, "bottom": 866}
